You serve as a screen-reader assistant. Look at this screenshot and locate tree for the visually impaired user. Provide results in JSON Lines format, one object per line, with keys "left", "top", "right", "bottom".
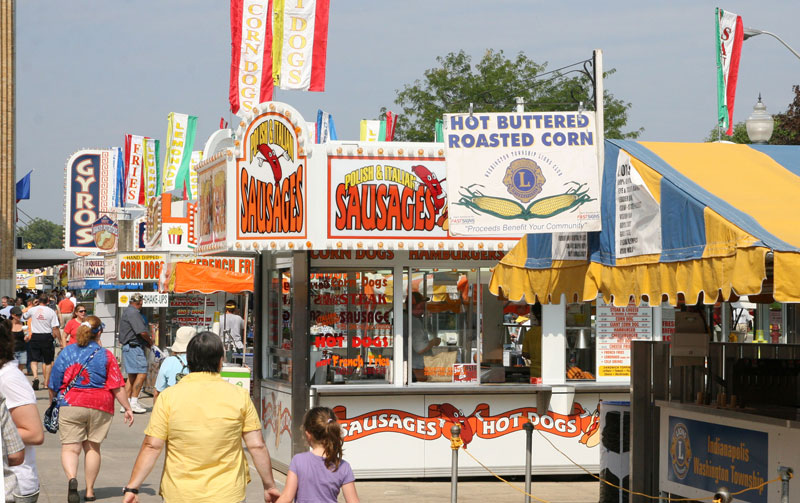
{"left": 391, "top": 49, "right": 643, "bottom": 142}
{"left": 770, "top": 85, "right": 800, "bottom": 145}
{"left": 18, "top": 218, "right": 64, "bottom": 249}
{"left": 704, "top": 122, "right": 750, "bottom": 144}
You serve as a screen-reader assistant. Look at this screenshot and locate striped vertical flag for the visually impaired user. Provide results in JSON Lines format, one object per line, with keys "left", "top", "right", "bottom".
{"left": 188, "top": 151, "right": 203, "bottom": 201}
{"left": 143, "top": 137, "right": 161, "bottom": 202}
{"left": 716, "top": 7, "right": 744, "bottom": 136}
{"left": 124, "top": 135, "right": 146, "bottom": 206}
{"left": 162, "top": 113, "right": 198, "bottom": 195}
{"left": 316, "top": 109, "right": 338, "bottom": 143}
{"left": 230, "top": 0, "right": 273, "bottom": 115}
{"left": 272, "top": 0, "right": 330, "bottom": 92}
{"left": 360, "top": 120, "right": 385, "bottom": 142}
{"left": 385, "top": 111, "right": 398, "bottom": 141}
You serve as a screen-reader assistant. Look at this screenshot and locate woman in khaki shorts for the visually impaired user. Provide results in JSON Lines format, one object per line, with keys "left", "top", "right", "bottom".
{"left": 48, "top": 316, "right": 134, "bottom": 503}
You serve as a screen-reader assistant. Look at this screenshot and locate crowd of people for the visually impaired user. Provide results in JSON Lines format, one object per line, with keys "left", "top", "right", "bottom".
{"left": 0, "top": 290, "right": 360, "bottom": 503}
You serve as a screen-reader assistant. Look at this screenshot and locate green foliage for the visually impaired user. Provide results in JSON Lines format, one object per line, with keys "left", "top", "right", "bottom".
{"left": 704, "top": 122, "right": 750, "bottom": 143}
{"left": 18, "top": 218, "right": 64, "bottom": 249}
{"left": 391, "top": 49, "right": 642, "bottom": 142}
{"left": 770, "top": 85, "right": 800, "bottom": 145}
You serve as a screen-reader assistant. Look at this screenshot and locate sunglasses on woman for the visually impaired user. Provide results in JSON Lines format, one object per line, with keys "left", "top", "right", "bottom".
{"left": 77, "top": 310, "right": 86, "bottom": 313}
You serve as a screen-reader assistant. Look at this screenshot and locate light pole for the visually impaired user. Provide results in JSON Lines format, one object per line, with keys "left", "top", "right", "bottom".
{"left": 743, "top": 27, "right": 800, "bottom": 61}
{"left": 745, "top": 94, "right": 774, "bottom": 144}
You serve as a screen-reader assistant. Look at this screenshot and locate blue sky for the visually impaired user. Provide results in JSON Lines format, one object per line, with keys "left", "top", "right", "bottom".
{"left": 14, "top": 0, "right": 799, "bottom": 224}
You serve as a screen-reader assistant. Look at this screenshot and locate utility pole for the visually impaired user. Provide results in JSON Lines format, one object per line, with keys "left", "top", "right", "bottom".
{"left": 0, "top": 0, "right": 16, "bottom": 296}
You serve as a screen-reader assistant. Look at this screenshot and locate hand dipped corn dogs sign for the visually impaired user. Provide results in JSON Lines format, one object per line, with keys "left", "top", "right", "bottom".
{"left": 444, "top": 112, "right": 601, "bottom": 235}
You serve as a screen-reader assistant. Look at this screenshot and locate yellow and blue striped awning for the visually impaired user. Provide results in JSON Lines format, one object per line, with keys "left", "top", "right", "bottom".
{"left": 490, "top": 140, "right": 800, "bottom": 305}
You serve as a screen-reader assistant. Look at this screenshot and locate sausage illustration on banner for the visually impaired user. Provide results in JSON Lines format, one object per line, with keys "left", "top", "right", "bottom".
{"left": 411, "top": 164, "right": 449, "bottom": 230}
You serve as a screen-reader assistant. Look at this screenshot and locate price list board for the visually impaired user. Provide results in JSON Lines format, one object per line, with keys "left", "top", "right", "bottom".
{"left": 595, "top": 300, "right": 652, "bottom": 381}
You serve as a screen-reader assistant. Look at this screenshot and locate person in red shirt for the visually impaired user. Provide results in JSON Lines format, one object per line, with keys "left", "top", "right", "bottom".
{"left": 48, "top": 316, "right": 133, "bottom": 502}
{"left": 63, "top": 305, "right": 88, "bottom": 346}
{"left": 58, "top": 295, "right": 76, "bottom": 328}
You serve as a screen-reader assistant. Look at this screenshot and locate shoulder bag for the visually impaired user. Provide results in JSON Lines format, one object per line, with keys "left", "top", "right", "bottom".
{"left": 43, "top": 347, "right": 101, "bottom": 433}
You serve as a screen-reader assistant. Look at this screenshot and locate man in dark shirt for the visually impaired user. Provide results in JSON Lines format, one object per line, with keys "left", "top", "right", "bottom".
{"left": 118, "top": 293, "right": 153, "bottom": 414}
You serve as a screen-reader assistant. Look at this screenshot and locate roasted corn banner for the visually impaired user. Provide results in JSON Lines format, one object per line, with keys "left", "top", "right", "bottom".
{"left": 444, "top": 112, "right": 601, "bottom": 236}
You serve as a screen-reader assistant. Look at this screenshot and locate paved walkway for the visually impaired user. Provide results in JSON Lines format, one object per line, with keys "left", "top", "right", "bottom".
{"left": 30, "top": 387, "right": 599, "bottom": 502}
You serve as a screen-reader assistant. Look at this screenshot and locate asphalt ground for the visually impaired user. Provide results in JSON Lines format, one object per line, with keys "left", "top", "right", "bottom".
{"left": 28, "top": 385, "right": 599, "bottom": 503}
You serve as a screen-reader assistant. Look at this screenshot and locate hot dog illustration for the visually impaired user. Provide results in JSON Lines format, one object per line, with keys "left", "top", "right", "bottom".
{"left": 430, "top": 403, "right": 475, "bottom": 446}
{"left": 579, "top": 409, "right": 601, "bottom": 447}
{"left": 412, "top": 164, "right": 448, "bottom": 230}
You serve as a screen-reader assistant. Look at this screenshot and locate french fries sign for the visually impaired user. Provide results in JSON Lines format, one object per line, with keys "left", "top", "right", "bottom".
{"left": 444, "top": 112, "right": 602, "bottom": 236}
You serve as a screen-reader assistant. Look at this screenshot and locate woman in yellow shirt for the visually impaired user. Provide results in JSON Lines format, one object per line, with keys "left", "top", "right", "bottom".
{"left": 123, "top": 332, "right": 281, "bottom": 503}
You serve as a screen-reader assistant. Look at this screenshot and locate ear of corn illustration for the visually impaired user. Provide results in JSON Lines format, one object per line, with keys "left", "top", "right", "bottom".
{"left": 456, "top": 182, "right": 593, "bottom": 221}
{"left": 527, "top": 194, "right": 581, "bottom": 217}
{"left": 468, "top": 196, "right": 526, "bottom": 218}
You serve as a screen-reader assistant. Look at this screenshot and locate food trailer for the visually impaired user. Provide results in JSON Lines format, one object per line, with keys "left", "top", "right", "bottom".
{"left": 488, "top": 139, "right": 800, "bottom": 501}
{"left": 194, "top": 102, "right": 629, "bottom": 477}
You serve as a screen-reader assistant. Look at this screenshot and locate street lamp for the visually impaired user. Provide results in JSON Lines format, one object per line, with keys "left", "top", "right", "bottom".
{"left": 743, "top": 27, "right": 800, "bottom": 61}
{"left": 745, "top": 94, "right": 774, "bottom": 144}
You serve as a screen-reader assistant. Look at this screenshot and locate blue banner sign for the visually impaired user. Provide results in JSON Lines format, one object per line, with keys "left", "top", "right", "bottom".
{"left": 668, "top": 416, "right": 768, "bottom": 503}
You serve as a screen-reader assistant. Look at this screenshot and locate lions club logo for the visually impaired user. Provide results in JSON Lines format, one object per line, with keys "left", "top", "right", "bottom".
{"left": 502, "top": 158, "right": 546, "bottom": 203}
{"left": 670, "top": 422, "right": 691, "bottom": 480}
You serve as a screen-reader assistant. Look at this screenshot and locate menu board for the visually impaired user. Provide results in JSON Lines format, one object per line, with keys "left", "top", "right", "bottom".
{"left": 309, "top": 271, "right": 394, "bottom": 384}
{"left": 661, "top": 306, "right": 675, "bottom": 342}
{"left": 595, "top": 300, "right": 652, "bottom": 381}
{"left": 165, "top": 294, "right": 220, "bottom": 346}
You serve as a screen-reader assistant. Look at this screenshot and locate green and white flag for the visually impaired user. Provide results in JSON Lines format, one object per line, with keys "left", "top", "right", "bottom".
{"left": 162, "top": 112, "right": 198, "bottom": 195}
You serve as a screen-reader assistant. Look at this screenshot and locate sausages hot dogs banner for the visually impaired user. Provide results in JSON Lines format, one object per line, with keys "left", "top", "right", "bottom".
{"left": 195, "top": 101, "right": 521, "bottom": 254}
{"left": 444, "top": 111, "right": 601, "bottom": 236}
{"left": 314, "top": 393, "right": 625, "bottom": 478}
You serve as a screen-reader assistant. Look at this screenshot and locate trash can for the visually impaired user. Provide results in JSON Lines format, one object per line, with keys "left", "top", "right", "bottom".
{"left": 598, "top": 400, "right": 630, "bottom": 503}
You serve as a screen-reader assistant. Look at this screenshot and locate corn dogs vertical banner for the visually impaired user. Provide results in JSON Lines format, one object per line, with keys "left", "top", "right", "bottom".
{"left": 161, "top": 113, "right": 198, "bottom": 196}
{"left": 230, "top": 0, "right": 273, "bottom": 115}
{"left": 444, "top": 112, "right": 602, "bottom": 236}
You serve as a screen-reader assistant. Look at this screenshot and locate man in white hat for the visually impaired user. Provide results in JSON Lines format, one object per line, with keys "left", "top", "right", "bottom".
{"left": 153, "top": 327, "right": 197, "bottom": 400}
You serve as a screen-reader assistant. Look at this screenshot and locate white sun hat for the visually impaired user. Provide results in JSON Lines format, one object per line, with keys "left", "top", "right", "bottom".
{"left": 171, "top": 326, "right": 197, "bottom": 353}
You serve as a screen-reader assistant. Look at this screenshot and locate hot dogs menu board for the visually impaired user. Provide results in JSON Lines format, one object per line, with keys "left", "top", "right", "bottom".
{"left": 595, "top": 300, "right": 652, "bottom": 381}
{"left": 309, "top": 270, "right": 394, "bottom": 384}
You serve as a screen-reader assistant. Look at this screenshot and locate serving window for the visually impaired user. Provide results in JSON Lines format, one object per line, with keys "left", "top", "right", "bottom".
{"left": 408, "top": 268, "right": 479, "bottom": 383}
{"left": 309, "top": 269, "right": 394, "bottom": 384}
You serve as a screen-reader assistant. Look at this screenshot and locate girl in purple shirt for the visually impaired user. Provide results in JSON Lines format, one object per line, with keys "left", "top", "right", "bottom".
{"left": 277, "top": 407, "right": 359, "bottom": 503}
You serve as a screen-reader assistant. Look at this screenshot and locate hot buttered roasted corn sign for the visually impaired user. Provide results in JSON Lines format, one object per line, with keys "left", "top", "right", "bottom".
{"left": 444, "top": 112, "right": 602, "bottom": 236}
